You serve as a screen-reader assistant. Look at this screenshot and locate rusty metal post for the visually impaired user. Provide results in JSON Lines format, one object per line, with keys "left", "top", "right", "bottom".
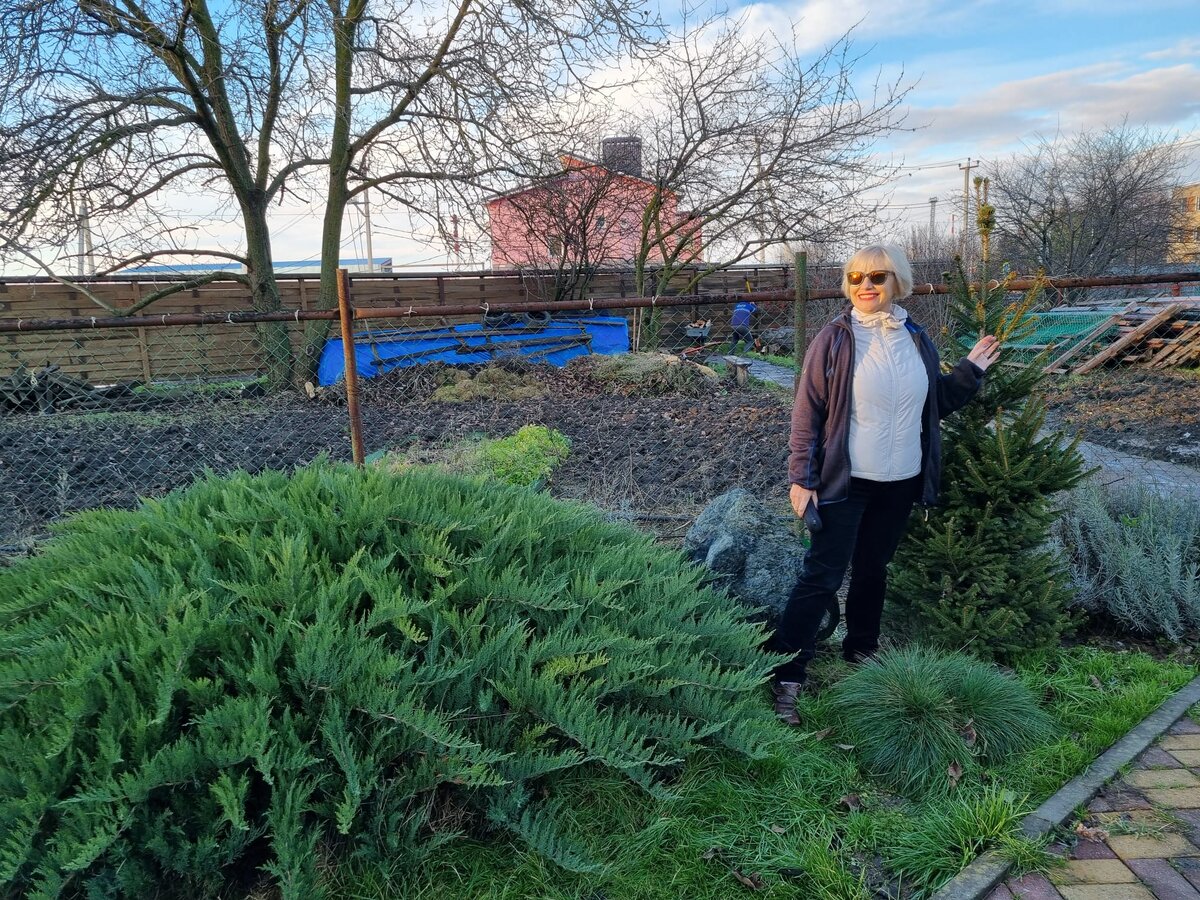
{"left": 336, "top": 268, "right": 365, "bottom": 465}
{"left": 793, "top": 251, "right": 808, "bottom": 376}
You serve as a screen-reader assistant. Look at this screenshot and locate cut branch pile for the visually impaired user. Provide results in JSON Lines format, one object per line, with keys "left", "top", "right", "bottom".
{"left": 0, "top": 364, "right": 119, "bottom": 414}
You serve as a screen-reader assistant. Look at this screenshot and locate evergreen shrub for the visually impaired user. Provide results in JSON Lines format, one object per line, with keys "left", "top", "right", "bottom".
{"left": 827, "top": 646, "right": 1055, "bottom": 796}
{"left": 890, "top": 189, "right": 1086, "bottom": 661}
{"left": 0, "top": 462, "right": 777, "bottom": 898}
{"left": 1053, "top": 479, "right": 1200, "bottom": 640}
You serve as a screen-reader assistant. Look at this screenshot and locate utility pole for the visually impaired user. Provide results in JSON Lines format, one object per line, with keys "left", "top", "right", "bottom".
{"left": 928, "top": 197, "right": 937, "bottom": 235}
{"left": 959, "top": 157, "right": 979, "bottom": 265}
{"left": 77, "top": 197, "right": 95, "bottom": 277}
{"left": 361, "top": 187, "right": 374, "bottom": 273}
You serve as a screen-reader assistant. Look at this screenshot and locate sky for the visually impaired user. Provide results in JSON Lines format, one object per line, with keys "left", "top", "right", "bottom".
{"left": 6, "top": 0, "right": 1200, "bottom": 274}
{"left": 810, "top": 0, "right": 1200, "bottom": 236}
{"left": 346, "top": 0, "right": 1200, "bottom": 267}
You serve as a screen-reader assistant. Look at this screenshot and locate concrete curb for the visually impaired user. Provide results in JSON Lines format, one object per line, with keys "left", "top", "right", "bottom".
{"left": 929, "top": 673, "right": 1200, "bottom": 900}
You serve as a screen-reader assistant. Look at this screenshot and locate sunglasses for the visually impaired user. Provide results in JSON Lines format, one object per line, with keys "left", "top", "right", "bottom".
{"left": 847, "top": 270, "right": 892, "bottom": 286}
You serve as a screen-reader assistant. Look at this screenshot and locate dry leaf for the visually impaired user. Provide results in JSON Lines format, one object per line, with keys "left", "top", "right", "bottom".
{"left": 838, "top": 793, "right": 863, "bottom": 811}
{"left": 948, "top": 761, "right": 964, "bottom": 789}
{"left": 703, "top": 846, "right": 764, "bottom": 891}
{"left": 960, "top": 720, "right": 978, "bottom": 748}
{"left": 1074, "top": 822, "right": 1110, "bottom": 843}
{"left": 1089, "top": 674, "right": 1103, "bottom": 689}
{"left": 732, "top": 870, "right": 765, "bottom": 890}
{"left": 835, "top": 743, "right": 856, "bottom": 751}
{"left": 812, "top": 728, "right": 833, "bottom": 741}
{"left": 769, "top": 824, "right": 787, "bottom": 834}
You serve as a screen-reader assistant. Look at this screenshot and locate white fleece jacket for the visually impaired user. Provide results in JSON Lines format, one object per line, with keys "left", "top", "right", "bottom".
{"left": 847, "top": 305, "right": 929, "bottom": 481}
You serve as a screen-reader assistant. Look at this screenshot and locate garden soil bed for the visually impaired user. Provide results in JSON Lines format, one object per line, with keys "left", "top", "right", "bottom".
{"left": 9, "top": 361, "right": 1199, "bottom": 547}
{"left": 1044, "top": 368, "right": 1200, "bottom": 466}
{"left": 0, "top": 362, "right": 793, "bottom": 545}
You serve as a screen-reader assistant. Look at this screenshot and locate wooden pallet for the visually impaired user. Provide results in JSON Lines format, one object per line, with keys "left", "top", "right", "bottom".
{"left": 1073, "top": 303, "right": 1184, "bottom": 374}
{"left": 1149, "top": 321, "right": 1200, "bottom": 369}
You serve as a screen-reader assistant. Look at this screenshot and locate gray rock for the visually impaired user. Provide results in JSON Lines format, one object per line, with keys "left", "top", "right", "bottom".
{"left": 684, "top": 488, "right": 836, "bottom": 637}
{"left": 758, "top": 327, "right": 795, "bottom": 356}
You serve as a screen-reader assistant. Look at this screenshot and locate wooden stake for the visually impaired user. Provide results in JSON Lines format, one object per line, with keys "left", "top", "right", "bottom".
{"left": 337, "top": 268, "right": 365, "bottom": 465}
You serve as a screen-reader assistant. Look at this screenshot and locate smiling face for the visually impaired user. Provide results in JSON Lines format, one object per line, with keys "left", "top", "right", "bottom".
{"left": 847, "top": 268, "right": 895, "bottom": 315}
{"left": 841, "top": 245, "right": 915, "bottom": 317}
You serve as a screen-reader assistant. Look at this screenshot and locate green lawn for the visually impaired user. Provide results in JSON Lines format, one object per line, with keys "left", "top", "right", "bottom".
{"left": 327, "top": 647, "right": 1195, "bottom": 900}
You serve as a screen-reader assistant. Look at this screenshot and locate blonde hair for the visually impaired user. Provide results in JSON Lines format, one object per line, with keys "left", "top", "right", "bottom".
{"left": 842, "top": 244, "right": 914, "bottom": 300}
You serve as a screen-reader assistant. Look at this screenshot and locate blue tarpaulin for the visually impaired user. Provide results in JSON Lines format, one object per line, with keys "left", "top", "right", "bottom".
{"left": 317, "top": 315, "right": 630, "bottom": 385}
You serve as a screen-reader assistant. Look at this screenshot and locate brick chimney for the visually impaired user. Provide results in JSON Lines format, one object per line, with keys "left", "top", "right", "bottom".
{"left": 600, "top": 136, "right": 642, "bottom": 178}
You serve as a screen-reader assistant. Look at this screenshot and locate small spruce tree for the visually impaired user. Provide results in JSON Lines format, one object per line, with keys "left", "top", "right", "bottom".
{"left": 889, "top": 178, "right": 1088, "bottom": 661}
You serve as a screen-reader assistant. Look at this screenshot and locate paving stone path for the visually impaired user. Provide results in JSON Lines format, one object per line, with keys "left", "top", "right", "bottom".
{"left": 989, "top": 710, "right": 1200, "bottom": 900}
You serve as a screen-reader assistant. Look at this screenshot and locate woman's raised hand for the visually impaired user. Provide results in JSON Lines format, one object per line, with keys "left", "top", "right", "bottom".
{"left": 967, "top": 335, "right": 1002, "bottom": 372}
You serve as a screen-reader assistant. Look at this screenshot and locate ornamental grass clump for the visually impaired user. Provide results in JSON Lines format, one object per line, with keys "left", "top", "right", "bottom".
{"left": 827, "top": 646, "right": 1055, "bottom": 797}
{"left": 886, "top": 785, "right": 1030, "bottom": 898}
{"left": 0, "top": 462, "right": 777, "bottom": 899}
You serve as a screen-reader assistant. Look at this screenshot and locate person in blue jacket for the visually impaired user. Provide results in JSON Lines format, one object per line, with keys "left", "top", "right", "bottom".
{"left": 728, "top": 300, "right": 757, "bottom": 354}
{"left": 768, "top": 244, "right": 1002, "bottom": 725}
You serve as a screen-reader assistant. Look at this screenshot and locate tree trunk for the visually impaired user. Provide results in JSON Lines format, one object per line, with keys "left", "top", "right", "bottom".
{"left": 243, "top": 192, "right": 293, "bottom": 391}
{"left": 299, "top": 4, "right": 358, "bottom": 383}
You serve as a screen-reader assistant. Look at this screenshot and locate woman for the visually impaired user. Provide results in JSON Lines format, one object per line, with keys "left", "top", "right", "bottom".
{"left": 770, "top": 244, "right": 1001, "bottom": 724}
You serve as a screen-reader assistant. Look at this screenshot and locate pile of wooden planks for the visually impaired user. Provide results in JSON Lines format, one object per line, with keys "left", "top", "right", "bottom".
{"left": 1045, "top": 300, "right": 1200, "bottom": 375}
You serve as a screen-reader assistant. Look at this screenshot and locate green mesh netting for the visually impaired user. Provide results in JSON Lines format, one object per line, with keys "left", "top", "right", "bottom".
{"left": 1003, "top": 310, "right": 1119, "bottom": 365}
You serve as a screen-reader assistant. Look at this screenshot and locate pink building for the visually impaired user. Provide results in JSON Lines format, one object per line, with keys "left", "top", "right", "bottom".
{"left": 487, "top": 138, "right": 701, "bottom": 270}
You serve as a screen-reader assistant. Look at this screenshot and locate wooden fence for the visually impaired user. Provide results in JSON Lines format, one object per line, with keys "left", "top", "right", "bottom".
{"left": 0, "top": 266, "right": 804, "bottom": 384}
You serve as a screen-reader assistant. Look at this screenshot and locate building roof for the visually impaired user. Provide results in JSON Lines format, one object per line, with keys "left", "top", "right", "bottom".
{"left": 486, "top": 154, "right": 667, "bottom": 206}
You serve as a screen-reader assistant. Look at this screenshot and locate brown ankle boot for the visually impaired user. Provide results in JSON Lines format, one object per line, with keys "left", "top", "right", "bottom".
{"left": 770, "top": 679, "right": 804, "bottom": 726}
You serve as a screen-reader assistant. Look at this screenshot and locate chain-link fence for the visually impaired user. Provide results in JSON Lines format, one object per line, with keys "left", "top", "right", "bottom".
{"left": 4, "top": 268, "right": 1200, "bottom": 550}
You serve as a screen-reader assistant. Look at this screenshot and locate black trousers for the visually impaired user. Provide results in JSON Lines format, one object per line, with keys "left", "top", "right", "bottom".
{"left": 771, "top": 475, "right": 921, "bottom": 681}
{"left": 728, "top": 325, "right": 754, "bottom": 353}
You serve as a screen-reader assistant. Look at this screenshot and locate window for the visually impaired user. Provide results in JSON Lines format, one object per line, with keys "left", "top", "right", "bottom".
{"left": 546, "top": 237, "right": 563, "bottom": 259}
{"left": 595, "top": 215, "right": 606, "bottom": 231}
{"left": 1185, "top": 196, "right": 1197, "bottom": 213}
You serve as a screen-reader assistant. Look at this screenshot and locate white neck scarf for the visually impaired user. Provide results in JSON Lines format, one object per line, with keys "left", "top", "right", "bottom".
{"left": 851, "top": 304, "right": 908, "bottom": 330}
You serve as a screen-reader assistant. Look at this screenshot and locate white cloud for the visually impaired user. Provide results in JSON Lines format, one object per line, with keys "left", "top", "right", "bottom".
{"left": 898, "top": 62, "right": 1200, "bottom": 154}
{"left": 1144, "top": 37, "right": 1200, "bottom": 61}
{"left": 734, "top": 0, "right": 958, "bottom": 52}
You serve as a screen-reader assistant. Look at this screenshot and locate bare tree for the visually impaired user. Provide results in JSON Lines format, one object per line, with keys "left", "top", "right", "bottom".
{"left": 0, "top": 0, "right": 656, "bottom": 385}
{"left": 988, "top": 123, "right": 1188, "bottom": 280}
{"left": 625, "top": 20, "right": 909, "bottom": 299}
